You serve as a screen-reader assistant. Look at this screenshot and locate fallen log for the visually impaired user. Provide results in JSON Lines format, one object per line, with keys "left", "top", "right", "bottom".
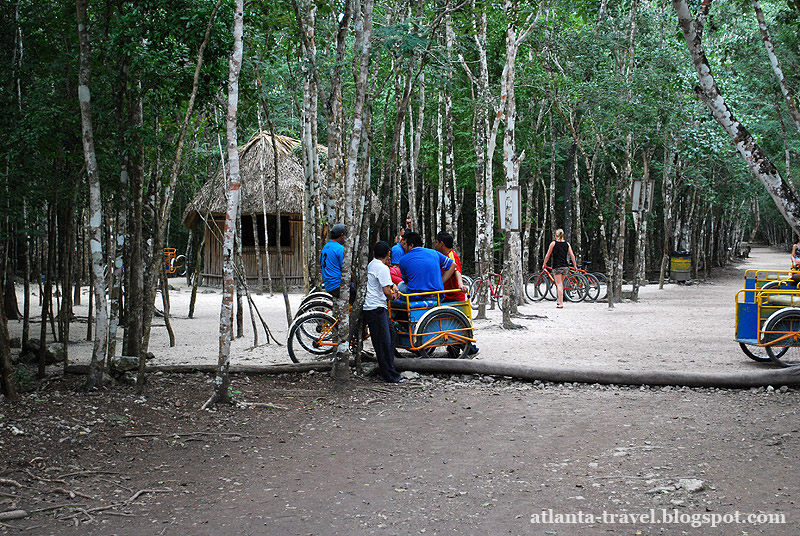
{"left": 66, "top": 358, "right": 800, "bottom": 388}
{"left": 394, "top": 358, "right": 800, "bottom": 388}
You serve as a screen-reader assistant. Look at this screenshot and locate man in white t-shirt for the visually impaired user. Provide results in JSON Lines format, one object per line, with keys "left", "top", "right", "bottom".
{"left": 363, "top": 241, "right": 403, "bottom": 383}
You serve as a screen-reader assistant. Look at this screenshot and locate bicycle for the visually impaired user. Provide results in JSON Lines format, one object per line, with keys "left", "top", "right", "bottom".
{"left": 570, "top": 265, "right": 601, "bottom": 302}
{"left": 527, "top": 266, "right": 588, "bottom": 302}
{"left": 469, "top": 271, "right": 506, "bottom": 311}
{"left": 579, "top": 261, "right": 608, "bottom": 301}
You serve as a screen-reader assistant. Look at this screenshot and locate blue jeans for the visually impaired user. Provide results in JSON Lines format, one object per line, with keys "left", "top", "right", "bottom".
{"left": 362, "top": 308, "right": 401, "bottom": 383}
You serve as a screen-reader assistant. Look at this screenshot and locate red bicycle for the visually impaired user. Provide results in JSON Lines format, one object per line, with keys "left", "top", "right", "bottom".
{"left": 469, "top": 271, "right": 507, "bottom": 311}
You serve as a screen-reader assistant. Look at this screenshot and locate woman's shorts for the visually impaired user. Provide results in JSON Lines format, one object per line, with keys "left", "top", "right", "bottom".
{"left": 553, "top": 266, "right": 570, "bottom": 276}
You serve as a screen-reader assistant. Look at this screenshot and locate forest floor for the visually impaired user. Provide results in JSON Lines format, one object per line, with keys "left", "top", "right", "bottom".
{"left": 2, "top": 246, "right": 799, "bottom": 535}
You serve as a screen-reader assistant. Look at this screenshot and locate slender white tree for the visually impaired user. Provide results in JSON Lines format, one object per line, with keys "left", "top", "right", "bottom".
{"left": 204, "top": 0, "right": 243, "bottom": 408}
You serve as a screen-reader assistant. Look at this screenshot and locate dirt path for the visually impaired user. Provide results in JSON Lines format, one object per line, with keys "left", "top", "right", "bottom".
{"left": 1, "top": 372, "right": 797, "bottom": 535}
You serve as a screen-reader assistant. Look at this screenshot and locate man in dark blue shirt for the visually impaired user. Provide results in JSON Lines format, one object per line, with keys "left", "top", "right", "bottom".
{"left": 320, "top": 224, "right": 346, "bottom": 296}
{"left": 398, "top": 231, "right": 455, "bottom": 299}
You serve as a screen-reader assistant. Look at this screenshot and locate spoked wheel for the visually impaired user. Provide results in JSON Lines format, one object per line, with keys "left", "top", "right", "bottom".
{"left": 300, "top": 291, "right": 334, "bottom": 306}
{"left": 564, "top": 273, "right": 588, "bottom": 302}
{"left": 762, "top": 308, "right": 800, "bottom": 367}
{"left": 592, "top": 272, "right": 608, "bottom": 300}
{"left": 294, "top": 298, "right": 334, "bottom": 319}
{"left": 469, "top": 277, "right": 484, "bottom": 308}
{"left": 738, "top": 342, "right": 772, "bottom": 363}
{"left": 461, "top": 274, "right": 474, "bottom": 291}
{"left": 525, "top": 272, "right": 549, "bottom": 302}
{"left": 414, "top": 307, "right": 473, "bottom": 359}
{"left": 287, "top": 311, "right": 337, "bottom": 363}
{"left": 582, "top": 273, "right": 601, "bottom": 302}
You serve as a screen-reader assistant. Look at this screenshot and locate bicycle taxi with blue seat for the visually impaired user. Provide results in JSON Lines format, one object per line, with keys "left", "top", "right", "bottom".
{"left": 735, "top": 268, "right": 800, "bottom": 367}
{"left": 286, "top": 288, "right": 475, "bottom": 362}
{"left": 389, "top": 288, "right": 475, "bottom": 358}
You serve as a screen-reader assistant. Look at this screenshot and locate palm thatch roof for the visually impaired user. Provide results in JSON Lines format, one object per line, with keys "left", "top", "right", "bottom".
{"left": 182, "top": 132, "right": 316, "bottom": 229}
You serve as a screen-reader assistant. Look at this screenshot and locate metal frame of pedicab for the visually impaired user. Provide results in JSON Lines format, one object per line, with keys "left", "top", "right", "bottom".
{"left": 735, "top": 269, "right": 800, "bottom": 358}
{"left": 388, "top": 288, "right": 475, "bottom": 357}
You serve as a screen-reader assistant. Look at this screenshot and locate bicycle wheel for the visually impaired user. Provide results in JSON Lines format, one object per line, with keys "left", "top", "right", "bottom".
{"left": 762, "top": 309, "right": 800, "bottom": 367}
{"left": 564, "top": 273, "right": 588, "bottom": 302}
{"left": 461, "top": 274, "right": 474, "bottom": 291}
{"left": 738, "top": 342, "right": 773, "bottom": 363}
{"left": 469, "top": 277, "right": 485, "bottom": 308}
{"left": 582, "top": 273, "right": 601, "bottom": 302}
{"left": 287, "top": 311, "right": 337, "bottom": 363}
{"left": 525, "top": 272, "right": 548, "bottom": 302}
{"left": 592, "top": 272, "right": 608, "bottom": 300}
{"left": 172, "top": 255, "right": 186, "bottom": 276}
{"left": 294, "top": 298, "right": 334, "bottom": 319}
{"left": 414, "top": 307, "right": 473, "bottom": 359}
{"left": 300, "top": 291, "right": 333, "bottom": 306}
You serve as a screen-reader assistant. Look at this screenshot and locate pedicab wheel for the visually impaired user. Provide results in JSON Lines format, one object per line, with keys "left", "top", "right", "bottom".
{"left": 738, "top": 342, "right": 773, "bottom": 363}
{"left": 294, "top": 298, "right": 334, "bottom": 319}
{"left": 300, "top": 291, "right": 334, "bottom": 306}
{"left": 287, "top": 311, "right": 337, "bottom": 363}
{"left": 762, "top": 308, "right": 800, "bottom": 367}
{"left": 414, "top": 307, "right": 473, "bottom": 359}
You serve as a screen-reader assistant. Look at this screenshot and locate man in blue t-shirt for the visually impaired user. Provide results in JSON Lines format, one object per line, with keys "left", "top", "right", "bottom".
{"left": 391, "top": 227, "right": 410, "bottom": 267}
{"left": 320, "top": 224, "right": 346, "bottom": 296}
{"left": 398, "top": 231, "right": 455, "bottom": 299}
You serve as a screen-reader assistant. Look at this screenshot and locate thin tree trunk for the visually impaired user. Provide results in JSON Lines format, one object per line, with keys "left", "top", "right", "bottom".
{"left": 753, "top": 0, "right": 800, "bottom": 134}
{"left": 0, "top": 270, "right": 17, "bottom": 401}
{"left": 77, "top": 0, "right": 108, "bottom": 388}
{"left": 205, "top": 0, "right": 243, "bottom": 409}
{"left": 674, "top": 0, "right": 800, "bottom": 234}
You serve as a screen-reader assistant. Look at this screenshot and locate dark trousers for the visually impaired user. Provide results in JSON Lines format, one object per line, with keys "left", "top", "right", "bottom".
{"left": 362, "top": 307, "right": 401, "bottom": 383}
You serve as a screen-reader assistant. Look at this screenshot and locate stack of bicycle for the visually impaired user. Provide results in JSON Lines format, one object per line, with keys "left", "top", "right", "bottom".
{"left": 464, "top": 265, "right": 607, "bottom": 309}
{"left": 524, "top": 265, "right": 607, "bottom": 303}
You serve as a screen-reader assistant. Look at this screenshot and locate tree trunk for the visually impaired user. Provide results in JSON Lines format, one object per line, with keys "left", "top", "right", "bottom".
{"left": 77, "top": 0, "right": 109, "bottom": 389}
{"left": 205, "top": 0, "right": 244, "bottom": 409}
{"left": 292, "top": 0, "right": 322, "bottom": 292}
{"left": 753, "top": 0, "right": 800, "bottom": 135}
{"left": 0, "top": 271, "right": 17, "bottom": 401}
{"left": 673, "top": 0, "right": 800, "bottom": 235}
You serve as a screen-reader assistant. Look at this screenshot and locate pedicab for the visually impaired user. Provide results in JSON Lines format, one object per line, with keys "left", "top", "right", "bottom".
{"left": 389, "top": 288, "right": 475, "bottom": 358}
{"left": 735, "top": 268, "right": 800, "bottom": 367}
{"left": 287, "top": 288, "right": 475, "bottom": 362}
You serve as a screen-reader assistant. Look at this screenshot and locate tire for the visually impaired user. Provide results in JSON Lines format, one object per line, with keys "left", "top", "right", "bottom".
{"left": 461, "top": 274, "right": 474, "bottom": 291}
{"left": 762, "top": 308, "right": 800, "bottom": 367}
{"left": 592, "top": 272, "right": 608, "bottom": 300}
{"left": 582, "top": 273, "right": 601, "bottom": 302}
{"left": 170, "top": 255, "right": 186, "bottom": 277}
{"left": 300, "top": 291, "right": 333, "bottom": 306}
{"left": 739, "top": 342, "right": 772, "bottom": 363}
{"left": 564, "top": 273, "right": 587, "bottom": 302}
{"left": 294, "top": 298, "right": 334, "bottom": 319}
{"left": 287, "top": 311, "right": 337, "bottom": 363}
{"left": 469, "top": 277, "right": 485, "bottom": 308}
{"left": 525, "top": 272, "right": 548, "bottom": 302}
{"left": 414, "top": 307, "right": 473, "bottom": 359}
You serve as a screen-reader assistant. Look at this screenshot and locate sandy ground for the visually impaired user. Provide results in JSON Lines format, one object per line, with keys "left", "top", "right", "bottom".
{"left": 7, "top": 245, "right": 784, "bottom": 372}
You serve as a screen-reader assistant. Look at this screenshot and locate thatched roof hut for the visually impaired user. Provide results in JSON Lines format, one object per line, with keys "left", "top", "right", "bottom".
{"left": 182, "top": 131, "right": 318, "bottom": 288}
{"left": 182, "top": 132, "right": 309, "bottom": 229}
